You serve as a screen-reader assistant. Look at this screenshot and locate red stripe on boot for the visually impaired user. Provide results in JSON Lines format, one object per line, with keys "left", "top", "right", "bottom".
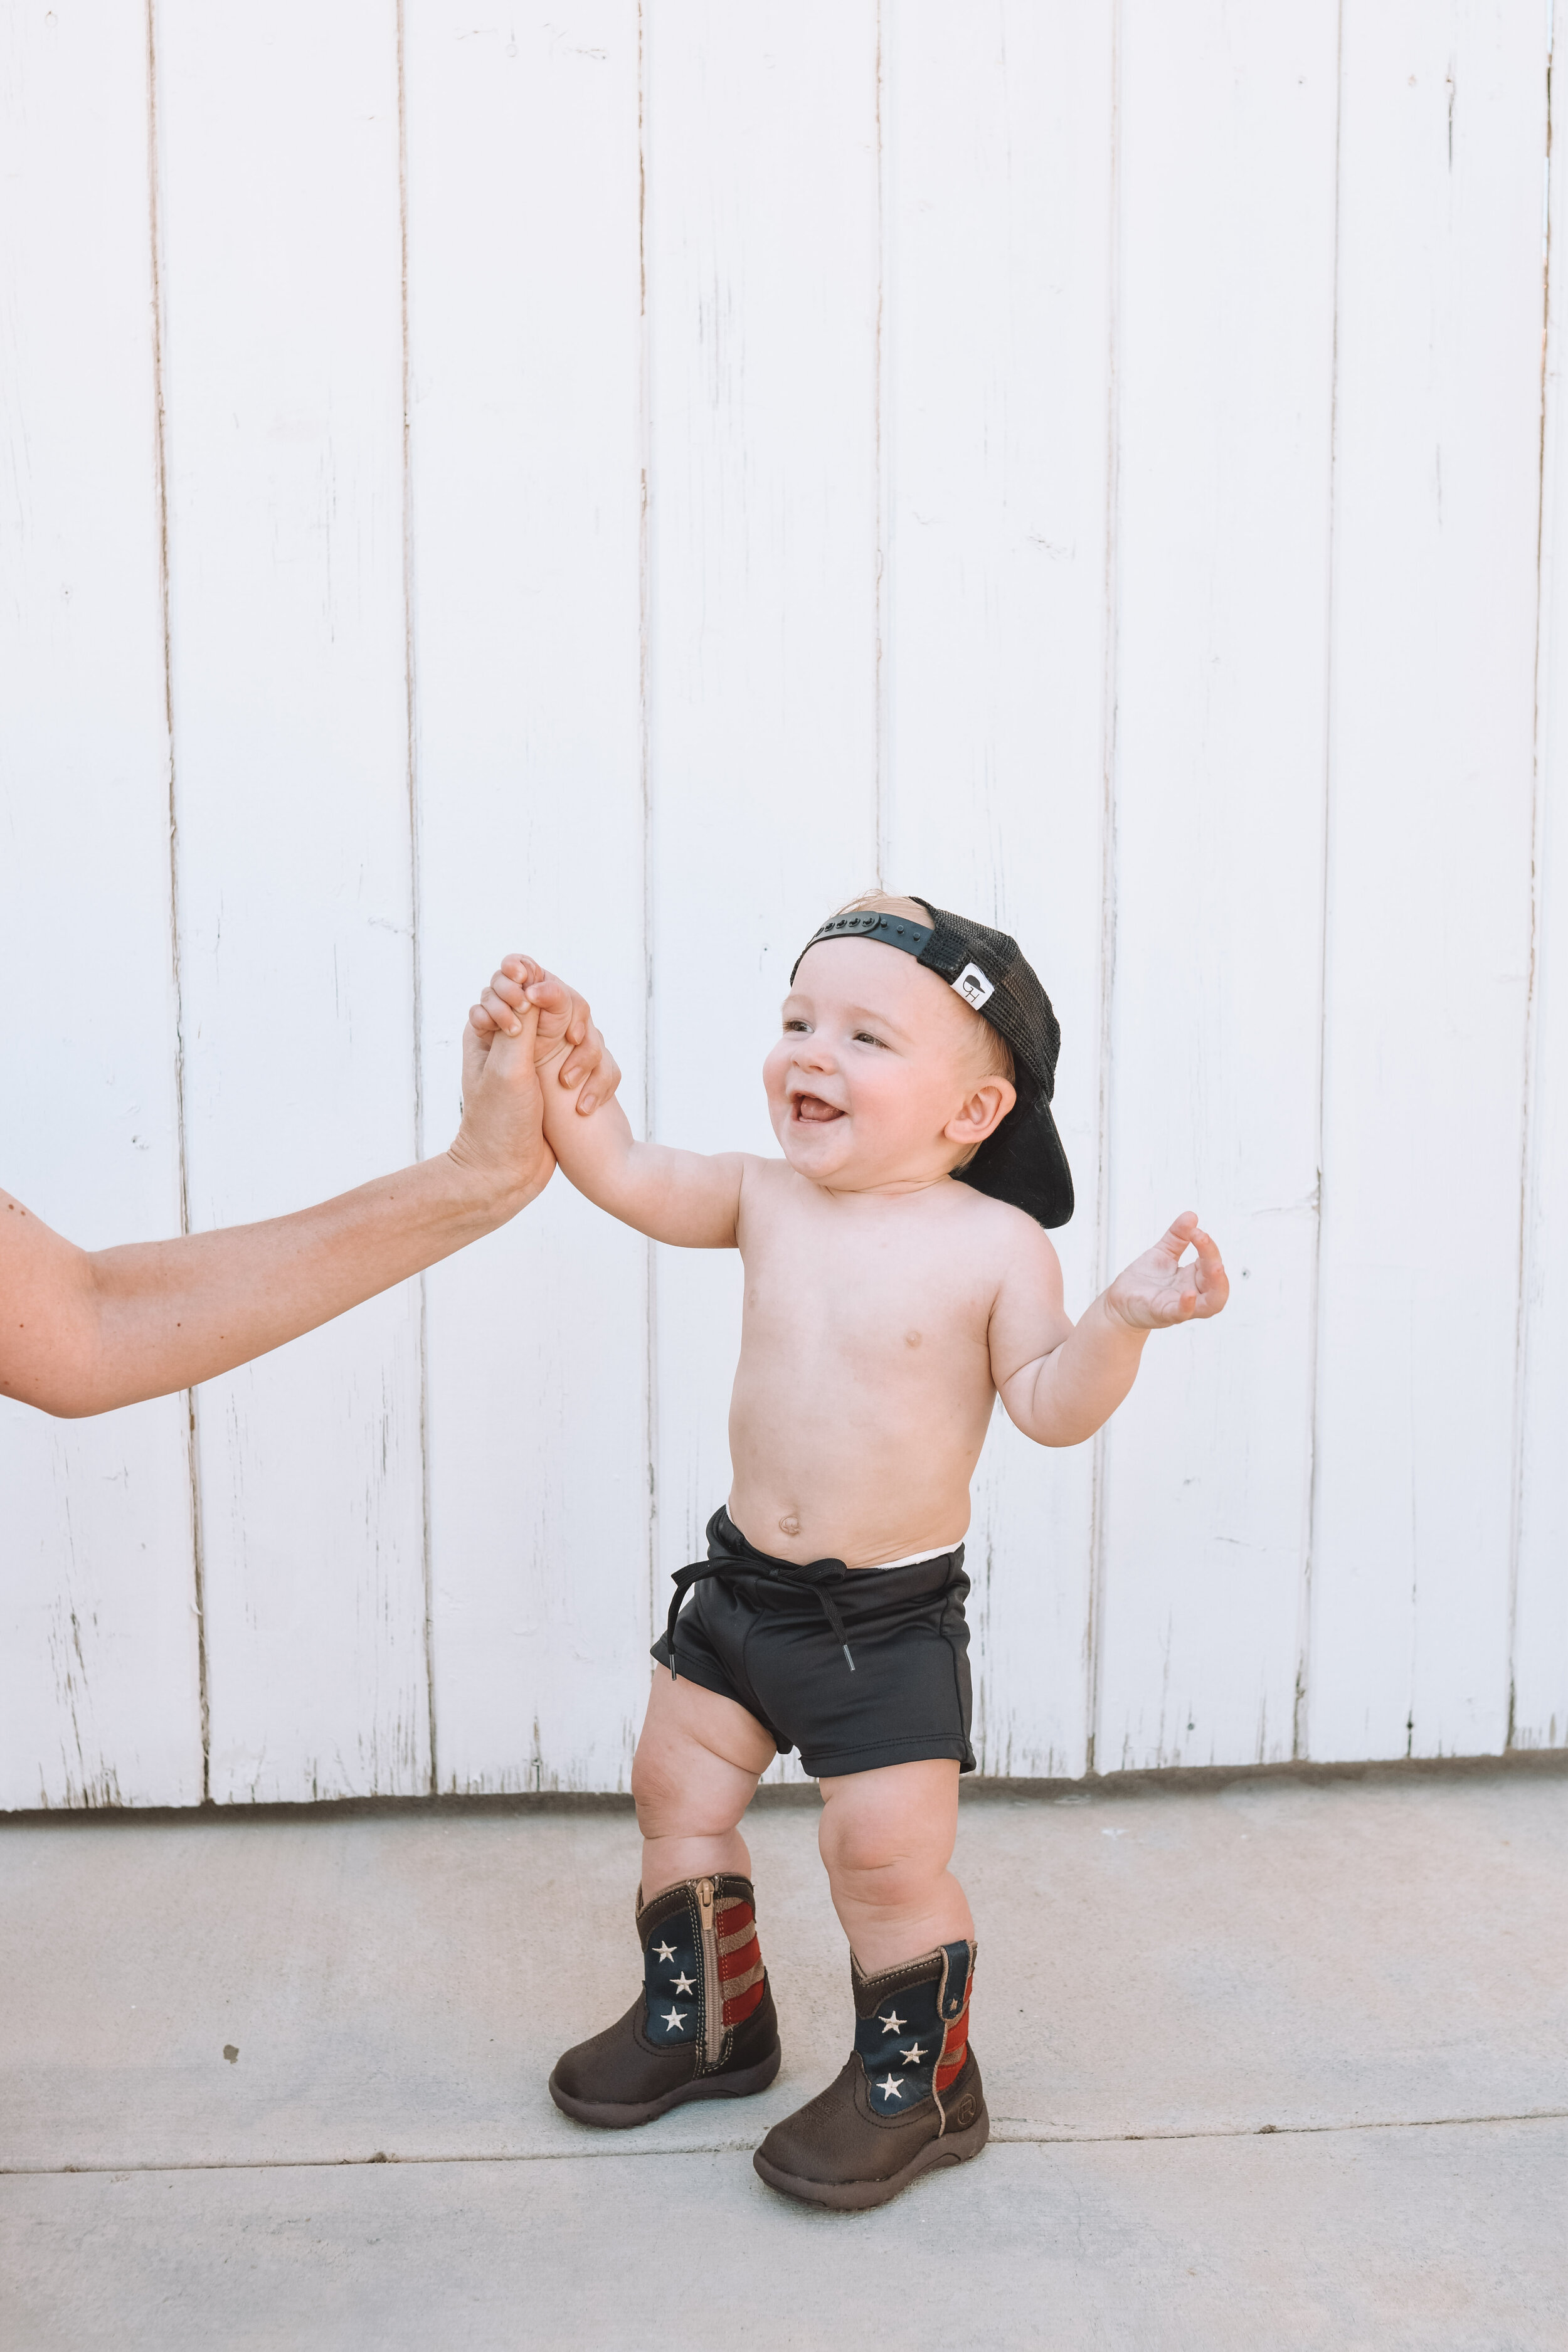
{"left": 719, "top": 1933, "right": 760, "bottom": 1983}
{"left": 935, "top": 2030, "right": 970, "bottom": 2090}
{"left": 723, "top": 1977, "right": 765, "bottom": 2026}
{"left": 935, "top": 1951, "right": 975, "bottom": 2091}
{"left": 716, "top": 1903, "right": 755, "bottom": 1956}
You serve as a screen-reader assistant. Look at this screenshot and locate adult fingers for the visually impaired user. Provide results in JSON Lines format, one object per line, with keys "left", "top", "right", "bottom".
{"left": 479, "top": 984, "right": 526, "bottom": 1039}
{"left": 524, "top": 972, "right": 573, "bottom": 1020}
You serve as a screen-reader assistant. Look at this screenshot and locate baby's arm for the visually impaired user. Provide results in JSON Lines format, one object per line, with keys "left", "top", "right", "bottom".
{"left": 991, "top": 1211, "right": 1229, "bottom": 1447}
{"left": 475, "top": 956, "right": 744, "bottom": 1248}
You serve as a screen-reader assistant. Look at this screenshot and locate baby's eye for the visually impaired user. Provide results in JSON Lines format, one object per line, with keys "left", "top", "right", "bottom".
{"left": 783, "top": 1018, "right": 810, "bottom": 1034}
{"left": 853, "top": 1030, "right": 889, "bottom": 1049}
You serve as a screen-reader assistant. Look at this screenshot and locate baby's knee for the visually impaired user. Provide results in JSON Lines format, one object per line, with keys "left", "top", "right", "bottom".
{"left": 819, "top": 1791, "right": 948, "bottom": 1908}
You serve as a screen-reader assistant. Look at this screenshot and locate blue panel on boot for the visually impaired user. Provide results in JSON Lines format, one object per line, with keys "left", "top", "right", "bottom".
{"left": 853, "top": 1943, "right": 971, "bottom": 2116}
{"left": 854, "top": 1979, "right": 941, "bottom": 2113}
{"left": 938, "top": 1939, "right": 971, "bottom": 2022}
{"left": 643, "top": 1915, "right": 701, "bottom": 2043}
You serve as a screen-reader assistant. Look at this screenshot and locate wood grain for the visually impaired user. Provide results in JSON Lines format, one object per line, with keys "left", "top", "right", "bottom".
{"left": 879, "top": 0, "right": 1116, "bottom": 1775}
{"left": 0, "top": 1, "right": 202, "bottom": 1808}
{"left": 1513, "top": 20, "right": 1568, "bottom": 1755}
{"left": 156, "top": 0, "right": 428, "bottom": 1800}
{"left": 403, "top": 0, "right": 649, "bottom": 1793}
{"left": 3, "top": 8, "right": 1563, "bottom": 1802}
{"left": 1309, "top": 0, "right": 1545, "bottom": 1761}
{"left": 1093, "top": 0, "right": 1341, "bottom": 1771}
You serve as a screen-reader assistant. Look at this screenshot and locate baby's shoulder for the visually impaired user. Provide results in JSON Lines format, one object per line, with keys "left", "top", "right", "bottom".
{"left": 945, "top": 1183, "right": 1063, "bottom": 1283}
{"left": 733, "top": 1153, "right": 801, "bottom": 1229}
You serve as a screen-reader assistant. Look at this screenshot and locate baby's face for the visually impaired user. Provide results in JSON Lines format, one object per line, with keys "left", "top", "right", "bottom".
{"left": 763, "top": 940, "right": 1014, "bottom": 1192}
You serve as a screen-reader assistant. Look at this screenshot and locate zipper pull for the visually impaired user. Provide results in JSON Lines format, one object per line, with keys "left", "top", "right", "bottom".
{"left": 696, "top": 1877, "right": 722, "bottom": 2067}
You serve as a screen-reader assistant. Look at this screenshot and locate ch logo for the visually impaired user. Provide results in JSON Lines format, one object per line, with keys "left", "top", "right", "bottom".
{"left": 951, "top": 963, "right": 994, "bottom": 1010}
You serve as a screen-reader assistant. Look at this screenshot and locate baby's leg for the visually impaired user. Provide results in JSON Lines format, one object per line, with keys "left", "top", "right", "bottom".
{"left": 549, "top": 1669, "right": 781, "bottom": 2129}
{"left": 817, "top": 1759, "right": 973, "bottom": 1972}
{"left": 632, "top": 1667, "right": 776, "bottom": 1899}
{"left": 753, "top": 1759, "right": 984, "bottom": 2207}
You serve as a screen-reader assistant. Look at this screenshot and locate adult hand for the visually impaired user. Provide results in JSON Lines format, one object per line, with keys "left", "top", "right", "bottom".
{"left": 469, "top": 960, "right": 621, "bottom": 1116}
{"left": 453, "top": 968, "right": 620, "bottom": 1204}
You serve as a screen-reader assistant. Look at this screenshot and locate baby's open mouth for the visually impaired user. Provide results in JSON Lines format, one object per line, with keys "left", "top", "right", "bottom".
{"left": 791, "top": 1093, "right": 844, "bottom": 1124}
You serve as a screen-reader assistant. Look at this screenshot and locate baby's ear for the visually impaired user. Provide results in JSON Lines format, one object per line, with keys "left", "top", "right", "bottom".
{"left": 945, "top": 1077, "right": 1016, "bottom": 1149}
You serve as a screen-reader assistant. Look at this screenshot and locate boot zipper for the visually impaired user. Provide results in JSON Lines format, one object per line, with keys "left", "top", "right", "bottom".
{"left": 696, "top": 1877, "right": 723, "bottom": 2066}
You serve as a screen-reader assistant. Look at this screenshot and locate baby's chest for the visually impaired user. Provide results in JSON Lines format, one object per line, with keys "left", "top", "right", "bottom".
{"left": 740, "top": 1221, "right": 992, "bottom": 1367}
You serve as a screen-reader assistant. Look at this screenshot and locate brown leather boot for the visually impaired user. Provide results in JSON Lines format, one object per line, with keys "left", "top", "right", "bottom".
{"left": 753, "top": 1939, "right": 987, "bottom": 2208}
{"left": 549, "top": 1873, "right": 780, "bottom": 2127}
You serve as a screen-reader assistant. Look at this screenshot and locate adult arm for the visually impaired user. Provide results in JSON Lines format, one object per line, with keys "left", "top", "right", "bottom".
{"left": 1, "top": 983, "right": 620, "bottom": 1418}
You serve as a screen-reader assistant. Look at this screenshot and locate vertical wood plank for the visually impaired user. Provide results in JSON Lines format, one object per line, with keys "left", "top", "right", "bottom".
{"left": 1309, "top": 0, "right": 1545, "bottom": 1761}
{"left": 878, "top": 0, "right": 1116, "bottom": 1776}
{"left": 403, "top": 1, "right": 648, "bottom": 1792}
{"left": 644, "top": 0, "right": 881, "bottom": 1774}
{"left": 1093, "top": 0, "right": 1341, "bottom": 1771}
{"left": 156, "top": 0, "right": 428, "bottom": 1801}
{"left": 1512, "top": 18, "right": 1568, "bottom": 1755}
{"left": 0, "top": 1, "right": 202, "bottom": 1808}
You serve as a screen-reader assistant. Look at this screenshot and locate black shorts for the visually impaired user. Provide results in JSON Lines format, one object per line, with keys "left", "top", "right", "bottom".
{"left": 649, "top": 1507, "right": 975, "bottom": 1779}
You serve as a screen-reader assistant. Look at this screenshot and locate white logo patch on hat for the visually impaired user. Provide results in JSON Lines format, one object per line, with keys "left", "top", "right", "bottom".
{"left": 952, "top": 961, "right": 995, "bottom": 1010}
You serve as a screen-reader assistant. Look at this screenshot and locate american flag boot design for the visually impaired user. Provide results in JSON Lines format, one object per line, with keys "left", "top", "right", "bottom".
{"left": 548, "top": 1873, "right": 780, "bottom": 2128}
{"left": 752, "top": 1939, "right": 987, "bottom": 2210}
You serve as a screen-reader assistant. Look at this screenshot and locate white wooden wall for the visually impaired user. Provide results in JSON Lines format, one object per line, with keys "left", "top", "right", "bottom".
{"left": 3, "top": 0, "right": 1564, "bottom": 1806}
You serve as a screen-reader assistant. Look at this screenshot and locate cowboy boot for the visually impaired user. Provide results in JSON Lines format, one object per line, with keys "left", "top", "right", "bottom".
{"left": 752, "top": 1938, "right": 987, "bottom": 2208}
{"left": 549, "top": 1873, "right": 780, "bottom": 2127}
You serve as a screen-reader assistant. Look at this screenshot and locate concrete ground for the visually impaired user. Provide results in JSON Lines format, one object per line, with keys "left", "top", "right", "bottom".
{"left": 1, "top": 1767, "right": 1564, "bottom": 2351}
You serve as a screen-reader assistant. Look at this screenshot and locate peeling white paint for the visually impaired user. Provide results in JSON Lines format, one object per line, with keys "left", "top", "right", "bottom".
{"left": 4, "top": 0, "right": 1565, "bottom": 1809}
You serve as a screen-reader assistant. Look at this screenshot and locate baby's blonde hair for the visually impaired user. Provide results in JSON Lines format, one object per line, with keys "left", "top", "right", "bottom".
{"left": 827, "top": 890, "right": 1017, "bottom": 1088}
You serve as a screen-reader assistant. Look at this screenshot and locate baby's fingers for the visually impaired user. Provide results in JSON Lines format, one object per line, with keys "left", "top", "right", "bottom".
{"left": 1190, "top": 1226, "right": 1231, "bottom": 1318}
{"left": 1153, "top": 1209, "right": 1200, "bottom": 1265}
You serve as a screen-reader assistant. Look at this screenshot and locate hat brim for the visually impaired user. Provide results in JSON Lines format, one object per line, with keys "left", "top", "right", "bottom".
{"left": 951, "top": 1085, "right": 1074, "bottom": 1231}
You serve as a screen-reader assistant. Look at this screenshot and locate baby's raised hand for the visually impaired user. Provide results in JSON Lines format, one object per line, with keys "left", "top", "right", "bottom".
{"left": 471, "top": 957, "right": 620, "bottom": 1114}
{"left": 1106, "top": 1212, "right": 1229, "bottom": 1331}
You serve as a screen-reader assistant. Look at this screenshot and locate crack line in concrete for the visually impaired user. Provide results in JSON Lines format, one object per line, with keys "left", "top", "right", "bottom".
{"left": 6, "top": 2106, "right": 1564, "bottom": 2180}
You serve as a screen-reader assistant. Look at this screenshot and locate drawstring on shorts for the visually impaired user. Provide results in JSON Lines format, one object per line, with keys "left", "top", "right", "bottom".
{"left": 664, "top": 1554, "right": 857, "bottom": 1677}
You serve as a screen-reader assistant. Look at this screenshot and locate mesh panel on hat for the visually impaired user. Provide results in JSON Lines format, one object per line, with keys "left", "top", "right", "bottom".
{"left": 912, "top": 901, "right": 1061, "bottom": 1104}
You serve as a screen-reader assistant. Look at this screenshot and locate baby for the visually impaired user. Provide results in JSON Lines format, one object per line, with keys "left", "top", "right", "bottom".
{"left": 475, "top": 893, "right": 1227, "bottom": 2210}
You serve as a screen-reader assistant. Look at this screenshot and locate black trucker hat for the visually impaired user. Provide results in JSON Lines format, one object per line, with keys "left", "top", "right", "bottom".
{"left": 790, "top": 896, "right": 1073, "bottom": 1230}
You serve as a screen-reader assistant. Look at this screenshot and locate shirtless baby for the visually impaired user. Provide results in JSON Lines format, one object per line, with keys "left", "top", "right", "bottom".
{"left": 475, "top": 893, "right": 1228, "bottom": 2210}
